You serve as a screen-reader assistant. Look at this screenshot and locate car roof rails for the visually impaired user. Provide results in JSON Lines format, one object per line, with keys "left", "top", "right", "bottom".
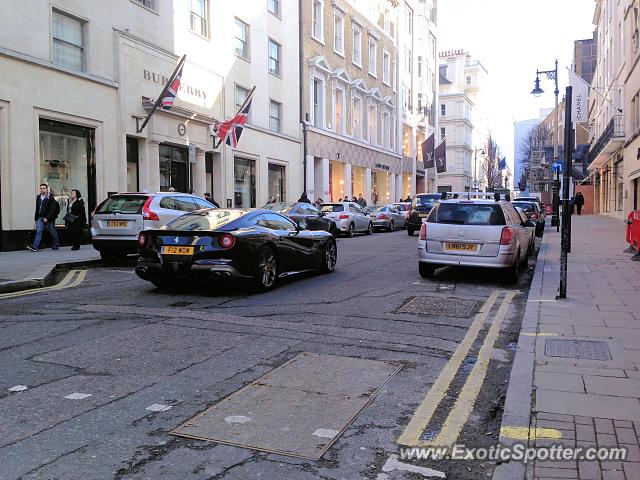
{"left": 442, "top": 192, "right": 498, "bottom": 199}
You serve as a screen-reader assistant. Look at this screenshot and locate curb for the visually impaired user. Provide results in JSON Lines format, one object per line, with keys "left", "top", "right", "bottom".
{"left": 0, "top": 258, "right": 102, "bottom": 294}
{"left": 492, "top": 232, "right": 548, "bottom": 480}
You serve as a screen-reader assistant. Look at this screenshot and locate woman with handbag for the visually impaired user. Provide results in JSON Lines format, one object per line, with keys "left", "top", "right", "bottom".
{"left": 64, "top": 189, "right": 86, "bottom": 250}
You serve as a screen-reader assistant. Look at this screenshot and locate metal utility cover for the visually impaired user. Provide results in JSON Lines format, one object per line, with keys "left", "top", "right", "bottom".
{"left": 397, "top": 296, "right": 480, "bottom": 318}
{"left": 172, "top": 352, "right": 402, "bottom": 459}
{"left": 544, "top": 339, "right": 611, "bottom": 361}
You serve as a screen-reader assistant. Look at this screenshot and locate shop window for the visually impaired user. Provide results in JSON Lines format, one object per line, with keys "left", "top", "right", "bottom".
{"left": 39, "top": 119, "right": 95, "bottom": 226}
{"left": 159, "top": 144, "right": 188, "bottom": 193}
{"left": 234, "top": 157, "right": 255, "bottom": 207}
{"left": 52, "top": 9, "right": 85, "bottom": 71}
{"left": 268, "top": 163, "right": 286, "bottom": 202}
{"left": 126, "top": 137, "right": 139, "bottom": 192}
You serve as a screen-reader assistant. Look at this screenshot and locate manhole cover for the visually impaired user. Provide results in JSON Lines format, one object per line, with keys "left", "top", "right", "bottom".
{"left": 397, "top": 296, "right": 480, "bottom": 318}
{"left": 544, "top": 339, "right": 611, "bottom": 360}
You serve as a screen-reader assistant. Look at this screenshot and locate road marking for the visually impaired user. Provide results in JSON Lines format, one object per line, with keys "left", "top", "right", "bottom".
{"left": 64, "top": 392, "right": 92, "bottom": 400}
{"left": 8, "top": 385, "right": 28, "bottom": 392}
{"left": 397, "top": 290, "right": 499, "bottom": 446}
{"left": 500, "top": 426, "right": 562, "bottom": 440}
{"left": 429, "top": 292, "right": 515, "bottom": 447}
{"left": 0, "top": 269, "right": 87, "bottom": 299}
{"left": 381, "top": 454, "right": 446, "bottom": 478}
{"left": 146, "top": 404, "right": 172, "bottom": 412}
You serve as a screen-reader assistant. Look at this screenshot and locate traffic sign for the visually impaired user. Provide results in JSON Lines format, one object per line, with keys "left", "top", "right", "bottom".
{"left": 552, "top": 161, "right": 563, "bottom": 173}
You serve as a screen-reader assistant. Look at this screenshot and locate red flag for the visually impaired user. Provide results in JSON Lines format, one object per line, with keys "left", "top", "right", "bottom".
{"left": 213, "top": 87, "right": 255, "bottom": 148}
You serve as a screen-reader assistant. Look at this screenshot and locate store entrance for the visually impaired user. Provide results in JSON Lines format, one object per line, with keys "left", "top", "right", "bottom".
{"left": 159, "top": 144, "right": 189, "bottom": 193}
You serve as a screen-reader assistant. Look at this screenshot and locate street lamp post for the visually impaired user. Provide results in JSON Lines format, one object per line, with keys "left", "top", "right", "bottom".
{"left": 473, "top": 147, "right": 486, "bottom": 191}
{"left": 531, "top": 59, "right": 560, "bottom": 232}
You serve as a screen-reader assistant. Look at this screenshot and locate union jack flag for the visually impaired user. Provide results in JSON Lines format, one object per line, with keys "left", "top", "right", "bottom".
{"left": 213, "top": 88, "right": 254, "bottom": 148}
{"left": 160, "top": 62, "right": 184, "bottom": 110}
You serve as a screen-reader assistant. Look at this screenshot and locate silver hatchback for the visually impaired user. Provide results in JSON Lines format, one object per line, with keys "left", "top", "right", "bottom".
{"left": 91, "top": 192, "right": 215, "bottom": 261}
{"left": 417, "top": 199, "right": 534, "bottom": 283}
{"left": 320, "top": 202, "right": 373, "bottom": 237}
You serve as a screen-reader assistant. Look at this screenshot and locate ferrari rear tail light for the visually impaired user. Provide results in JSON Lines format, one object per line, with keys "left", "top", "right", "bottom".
{"left": 142, "top": 196, "right": 159, "bottom": 221}
{"left": 419, "top": 222, "right": 427, "bottom": 240}
{"left": 500, "top": 227, "right": 514, "bottom": 245}
{"left": 219, "top": 234, "right": 235, "bottom": 249}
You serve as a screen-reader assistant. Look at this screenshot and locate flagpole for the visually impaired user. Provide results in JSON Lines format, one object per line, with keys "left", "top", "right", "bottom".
{"left": 136, "top": 54, "right": 187, "bottom": 134}
{"left": 213, "top": 86, "right": 256, "bottom": 149}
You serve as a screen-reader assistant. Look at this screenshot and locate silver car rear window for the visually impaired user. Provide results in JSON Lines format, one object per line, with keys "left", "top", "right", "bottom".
{"left": 321, "top": 204, "right": 344, "bottom": 213}
{"left": 96, "top": 195, "right": 147, "bottom": 214}
{"left": 164, "top": 211, "right": 245, "bottom": 231}
{"left": 428, "top": 203, "right": 506, "bottom": 225}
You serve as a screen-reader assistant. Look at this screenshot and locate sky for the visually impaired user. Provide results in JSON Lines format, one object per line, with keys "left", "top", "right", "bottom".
{"left": 437, "top": 0, "right": 596, "bottom": 172}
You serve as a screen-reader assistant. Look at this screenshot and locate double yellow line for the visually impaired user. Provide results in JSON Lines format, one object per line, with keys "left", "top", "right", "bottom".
{"left": 398, "top": 290, "right": 516, "bottom": 447}
{"left": 0, "top": 269, "right": 87, "bottom": 299}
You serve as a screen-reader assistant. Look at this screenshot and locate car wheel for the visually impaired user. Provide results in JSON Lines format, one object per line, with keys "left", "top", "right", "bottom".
{"left": 256, "top": 246, "right": 278, "bottom": 291}
{"left": 505, "top": 254, "right": 520, "bottom": 284}
{"left": 365, "top": 222, "right": 373, "bottom": 235}
{"left": 407, "top": 228, "right": 414, "bottom": 236}
{"left": 346, "top": 223, "right": 355, "bottom": 238}
{"left": 419, "top": 263, "right": 435, "bottom": 278}
{"left": 320, "top": 239, "right": 337, "bottom": 273}
{"left": 388, "top": 220, "right": 394, "bottom": 232}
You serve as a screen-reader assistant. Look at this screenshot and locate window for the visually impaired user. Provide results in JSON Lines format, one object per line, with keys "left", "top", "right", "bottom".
{"left": 418, "top": 56, "right": 423, "bottom": 78}
{"left": 368, "top": 38, "right": 377, "bottom": 76}
{"left": 406, "top": 8, "right": 413, "bottom": 35}
{"left": 352, "top": 26, "right": 362, "bottom": 65}
{"left": 235, "top": 85, "right": 252, "bottom": 124}
{"left": 368, "top": 105, "right": 376, "bottom": 144}
{"left": 312, "top": 77, "right": 324, "bottom": 127}
{"left": 190, "top": 0, "right": 208, "bottom": 37}
{"left": 383, "top": 51, "right": 390, "bottom": 85}
{"left": 234, "top": 157, "right": 256, "bottom": 208}
{"left": 268, "top": 0, "right": 280, "bottom": 16}
{"left": 440, "top": 127, "right": 446, "bottom": 141}
{"left": 132, "top": 0, "right": 156, "bottom": 11}
{"left": 334, "top": 13, "right": 344, "bottom": 55}
{"left": 466, "top": 75, "right": 472, "bottom": 86}
{"left": 390, "top": 114, "right": 396, "bottom": 150}
{"left": 312, "top": 0, "right": 324, "bottom": 41}
{"left": 353, "top": 96, "right": 363, "bottom": 140}
{"left": 268, "top": 39, "right": 281, "bottom": 75}
{"left": 126, "top": 137, "right": 139, "bottom": 192}
{"left": 268, "top": 164, "right": 286, "bottom": 203}
{"left": 405, "top": 47, "right": 412, "bottom": 74}
{"left": 269, "top": 100, "right": 282, "bottom": 133}
{"left": 234, "top": 19, "right": 249, "bottom": 60}
{"left": 334, "top": 88, "right": 344, "bottom": 134}
{"left": 392, "top": 59, "right": 396, "bottom": 91}
{"left": 440, "top": 104, "right": 446, "bottom": 116}
{"left": 382, "top": 112, "right": 390, "bottom": 148}
{"left": 52, "top": 9, "right": 84, "bottom": 71}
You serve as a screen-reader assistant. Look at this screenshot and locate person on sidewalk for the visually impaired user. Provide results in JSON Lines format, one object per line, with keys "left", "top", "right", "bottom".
{"left": 357, "top": 194, "right": 367, "bottom": 208}
{"left": 297, "top": 192, "right": 311, "bottom": 204}
{"left": 64, "top": 189, "right": 86, "bottom": 251}
{"left": 575, "top": 192, "right": 585, "bottom": 215}
{"left": 27, "top": 184, "right": 60, "bottom": 252}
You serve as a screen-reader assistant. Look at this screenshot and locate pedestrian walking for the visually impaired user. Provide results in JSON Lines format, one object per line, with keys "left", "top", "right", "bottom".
{"left": 575, "top": 192, "right": 585, "bottom": 215}
{"left": 298, "top": 192, "right": 311, "bottom": 203}
{"left": 357, "top": 194, "right": 367, "bottom": 208}
{"left": 204, "top": 193, "right": 220, "bottom": 208}
{"left": 352, "top": 196, "right": 358, "bottom": 203}
{"left": 27, "top": 183, "right": 60, "bottom": 251}
{"left": 314, "top": 197, "right": 323, "bottom": 209}
{"left": 404, "top": 195, "right": 411, "bottom": 202}
{"left": 64, "top": 189, "right": 86, "bottom": 250}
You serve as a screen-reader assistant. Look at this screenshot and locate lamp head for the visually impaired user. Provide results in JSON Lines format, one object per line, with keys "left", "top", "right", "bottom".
{"left": 531, "top": 76, "right": 544, "bottom": 97}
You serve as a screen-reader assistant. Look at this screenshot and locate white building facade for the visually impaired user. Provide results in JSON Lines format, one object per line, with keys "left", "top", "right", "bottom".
{"left": 437, "top": 50, "right": 488, "bottom": 192}
{"left": 0, "top": 0, "right": 300, "bottom": 250}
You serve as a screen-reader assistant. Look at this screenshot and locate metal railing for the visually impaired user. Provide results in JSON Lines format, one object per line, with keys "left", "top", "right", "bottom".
{"left": 588, "top": 114, "right": 624, "bottom": 164}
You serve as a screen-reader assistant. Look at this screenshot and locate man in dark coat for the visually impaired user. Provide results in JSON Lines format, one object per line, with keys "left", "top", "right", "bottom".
{"left": 298, "top": 192, "right": 311, "bottom": 203}
{"left": 575, "top": 192, "right": 585, "bottom": 215}
{"left": 28, "top": 183, "right": 60, "bottom": 251}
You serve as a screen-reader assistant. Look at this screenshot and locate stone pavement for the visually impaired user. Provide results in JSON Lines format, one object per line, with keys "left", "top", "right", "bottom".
{"left": 0, "top": 245, "right": 100, "bottom": 292}
{"left": 494, "top": 215, "right": 640, "bottom": 480}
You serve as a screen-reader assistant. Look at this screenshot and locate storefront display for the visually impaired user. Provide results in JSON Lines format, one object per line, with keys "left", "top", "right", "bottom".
{"left": 234, "top": 157, "right": 255, "bottom": 207}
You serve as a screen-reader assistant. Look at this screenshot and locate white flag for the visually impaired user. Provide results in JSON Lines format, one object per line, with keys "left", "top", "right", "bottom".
{"left": 568, "top": 68, "right": 589, "bottom": 123}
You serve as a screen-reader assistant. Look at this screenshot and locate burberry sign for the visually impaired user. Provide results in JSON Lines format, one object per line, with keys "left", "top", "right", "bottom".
{"left": 143, "top": 68, "right": 207, "bottom": 100}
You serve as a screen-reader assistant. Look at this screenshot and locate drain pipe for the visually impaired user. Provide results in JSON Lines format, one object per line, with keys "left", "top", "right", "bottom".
{"left": 299, "top": 0, "right": 308, "bottom": 196}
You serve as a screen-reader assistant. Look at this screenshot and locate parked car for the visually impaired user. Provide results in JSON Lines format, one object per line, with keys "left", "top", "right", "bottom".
{"left": 319, "top": 202, "right": 373, "bottom": 237}
{"left": 512, "top": 200, "right": 544, "bottom": 237}
{"left": 262, "top": 202, "right": 338, "bottom": 236}
{"left": 515, "top": 196, "right": 545, "bottom": 222}
{"left": 135, "top": 209, "right": 337, "bottom": 291}
{"left": 368, "top": 204, "right": 406, "bottom": 231}
{"left": 515, "top": 206, "right": 536, "bottom": 255}
{"left": 417, "top": 199, "right": 535, "bottom": 283}
{"left": 407, "top": 193, "right": 442, "bottom": 236}
{"left": 91, "top": 192, "right": 215, "bottom": 261}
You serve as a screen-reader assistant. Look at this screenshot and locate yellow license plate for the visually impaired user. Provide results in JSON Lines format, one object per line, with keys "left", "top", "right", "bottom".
{"left": 107, "top": 220, "right": 129, "bottom": 228}
{"left": 445, "top": 242, "right": 478, "bottom": 252}
{"left": 161, "top": 246, "right": 194, "bottom": 255}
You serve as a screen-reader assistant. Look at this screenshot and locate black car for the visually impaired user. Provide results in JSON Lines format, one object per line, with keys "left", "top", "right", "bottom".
{"left": 406, "top": 193, "right": 442, "bottom": 235}
{"left": 135, "top": 209, "right": 337, "bottom": 291}
{"left": 261, "top": 202, "right": 338, "bottom": 236}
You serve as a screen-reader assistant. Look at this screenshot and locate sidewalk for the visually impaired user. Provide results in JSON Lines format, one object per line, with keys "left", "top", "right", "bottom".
{"left": 0, "top": 245, "right": 101, "bottom": 293}
{"left": 494, "top": 215, "right": 640, "bottom": 480}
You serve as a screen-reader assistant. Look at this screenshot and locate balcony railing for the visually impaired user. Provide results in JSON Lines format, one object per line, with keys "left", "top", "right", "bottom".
{"left": 588, "top": 115, "right": 624, "bottom": 164}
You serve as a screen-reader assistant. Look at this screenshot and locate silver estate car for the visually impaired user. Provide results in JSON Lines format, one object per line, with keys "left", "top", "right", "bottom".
{"left": 417, "top": 199, "right": 535, "bottom": 283}
{"left": 91, "top": 192, "right": 215, "bottom": 261}
{"left": 368, "top": 204, "right": 407, "bottom": 231}
{"left": 320, "top": 202, "right": 373, "bottom": 237}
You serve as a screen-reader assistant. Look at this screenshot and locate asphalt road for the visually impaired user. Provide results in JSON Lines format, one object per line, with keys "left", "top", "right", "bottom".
{"left": 0, "top": 228, "right": 538, "bottom": 480}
